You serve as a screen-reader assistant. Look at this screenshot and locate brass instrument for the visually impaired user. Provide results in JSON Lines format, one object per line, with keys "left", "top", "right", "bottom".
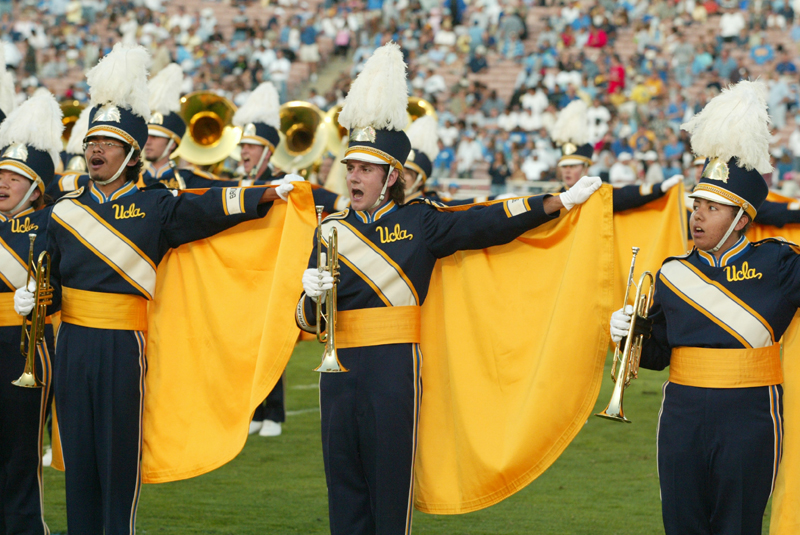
{"left": 314, "top": 206, "right": 348, "bottom": 373}
{"left": 407, "top": 96, "right": 437, "bottom": 125}
{"left": 13, "top": 234, "right": 52, "bottom": 388}
{"left": 596, "top": 247, "right": 654, "bottom": 423}
{"left": 271, "top": 101, "right": 329, "bottom": 178}
{"left": 60, "top": 100, "right": 85, "bottom": 148}
{"left": 171, "top": 91, "right": 242, "bottom": 167}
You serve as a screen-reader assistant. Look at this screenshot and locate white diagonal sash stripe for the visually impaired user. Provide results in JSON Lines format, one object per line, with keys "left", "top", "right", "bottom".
{"left": 324, "top": 220, "right": 417, "bottom": 307}
{"left": 53, "top": 200, "right": 157, "bottom": 297}
{"left": 0, "top": 238, "right": 29, "bottom": 289}
{"left": 660, "top": 260, "right": 773, "bottom": 348}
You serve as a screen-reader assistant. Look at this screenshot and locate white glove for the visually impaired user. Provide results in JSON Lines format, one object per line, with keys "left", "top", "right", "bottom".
{"left": 560, "top": 176, "right": 602, "bottom": 211}
{"left": 610, "top": 305, "right": 634, "bottom": 344}
{"left": 661, "top": 174, "right": 683, "bottom": 192}
{"left": 275, "top": 174, "right": 300, "bottom": 201}
{"left": 14, "top": 281, "right": 36, "bottom": 316}
{"left": 302, "top": 267, "right": 334, "bottom": 302}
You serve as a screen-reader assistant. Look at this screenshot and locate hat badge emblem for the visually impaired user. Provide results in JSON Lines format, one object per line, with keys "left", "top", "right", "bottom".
{"left": 407, "top": 149, "right": 416, "bottom": 162}
{"left": 149, "top": 112, "right": 164, "bottom": 125}
{"left": 94, "top": 104, "right": 122, "bottom": 123}
{"left": 562, "top": 143, "right": 577, "bottom": 156}
{"left": 243, "top": 123, "right": 257, "bottom": 137}
{"left": 702, "top": 157, "right": 729, "bottom": 183}
{"left": 3, "top": 143, "right": 28, "bottom": 162}
{"left": 350, "top": 126, "right": 376, "bottom": 143}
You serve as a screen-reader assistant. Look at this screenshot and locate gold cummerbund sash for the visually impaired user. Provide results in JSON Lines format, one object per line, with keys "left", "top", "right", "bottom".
{"left": 62, "top": 286, "right": 148, "bottom": 331}
{"left": 0, "top": 292, "right": 54, "bottom": 327}
{"left": 336, "top": 306, "right": 421, "bottom": 349}
{"left": 670, "top": 344, "right": 783, "bottom": 388}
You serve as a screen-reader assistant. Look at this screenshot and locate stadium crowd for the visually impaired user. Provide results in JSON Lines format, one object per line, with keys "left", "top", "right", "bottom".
{"left": 3, "top": 0, "right": 800, "bottom": 197}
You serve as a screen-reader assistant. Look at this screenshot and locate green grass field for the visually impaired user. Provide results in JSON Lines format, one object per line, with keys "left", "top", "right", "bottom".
{"left": 42, "top": 342, "right": 772, "bottom": 534}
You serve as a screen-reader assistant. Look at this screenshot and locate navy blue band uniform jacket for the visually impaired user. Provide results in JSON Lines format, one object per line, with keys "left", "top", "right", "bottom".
{"left": 0, "top": 206, "right": 55, "bottom": 534}
{"left": 47, "top": 180, "right": 270, "bottom": 302}
{"left": 641, "top": 237, "right": 800, "bottom": 370}
{"left": 296, "top": 195, "right": 557, "bottom": 333}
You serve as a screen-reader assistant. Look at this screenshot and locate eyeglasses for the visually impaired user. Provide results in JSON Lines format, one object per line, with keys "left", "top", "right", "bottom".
{"left": 83, "top": 141, "right": 125, "bottom": 151}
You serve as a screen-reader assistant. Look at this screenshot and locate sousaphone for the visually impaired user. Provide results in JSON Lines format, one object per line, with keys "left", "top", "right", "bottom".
{"left": 171, "top": 91, "right": 241, "bottom": 167}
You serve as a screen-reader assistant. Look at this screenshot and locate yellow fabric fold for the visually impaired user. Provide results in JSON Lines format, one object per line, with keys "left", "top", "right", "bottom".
{"left": 138, "top": 182, "right": 316, "bottom": 483}
{"left": 414, "top": 185, "right": 614, "bottom": 513}
{"left": 612, "top": 184, "right": 688, "bottom": 304}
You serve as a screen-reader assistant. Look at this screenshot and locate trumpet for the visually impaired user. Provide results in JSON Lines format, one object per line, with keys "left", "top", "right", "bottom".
{"left": 314, "top": 206, "right": 348, "bottom": 373}
{"left": 13, "top": 234, "right": 52, "bottom": 388}
{"left": 596, "top": 247, "right": 653, "bottom": 423}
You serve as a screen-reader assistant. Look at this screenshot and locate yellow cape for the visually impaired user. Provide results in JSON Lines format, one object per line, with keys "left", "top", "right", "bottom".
{"left": 612, "top": 183, "right": 687, "bottom": 303}
{"left": 52, "top": 183, "right": 317, "bottom": 482}
{"left": 414, "top": 185, "right": 614, "bottom": 513}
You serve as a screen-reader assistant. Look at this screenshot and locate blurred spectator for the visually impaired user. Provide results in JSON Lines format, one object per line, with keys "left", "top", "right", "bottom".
{"left": 609, "top": 152, "right": 637, "bottom": 185}
{"left": 455, "top": 131, "right": 484, "bottom": 178}
{"left": 776, "top": 50, "right": 798, "bottom": 75}
{"left": 719, "top": 8, "right": 746, "bottom": 43}
{"left": 489, "top": 151, "right": 511, "bottom": 195}
{"left": 751, "top": 36, "right": 775, "bottom": 65}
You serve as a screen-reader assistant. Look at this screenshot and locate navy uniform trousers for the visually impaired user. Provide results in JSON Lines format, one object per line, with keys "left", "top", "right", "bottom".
{"left": 320, "top": 344, "right": 422, "bottom": 534}
{"left": 658, "top": 382, "right": 782, "bottom": 535}
{"left": 641, "top": 237, "right": 798, "bottom": 535}
{"left": 54, "top": 326, "right": 147, "bottom": 534}
{"left": 297, "top": 196, "right": 556, "bottom": 534}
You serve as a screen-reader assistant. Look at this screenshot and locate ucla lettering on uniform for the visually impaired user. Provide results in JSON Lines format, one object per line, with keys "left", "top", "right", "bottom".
{"left": 11, "top": 217, "right": 39, "bottom": 233}
{"left": 113, "top": 203, "right": 146, "bottom": 220}
{"left": 725, "top": 261, "right": 763, "bottom": 282}
{"left": 377, "top": 224, "right": 413, "bottom": 244}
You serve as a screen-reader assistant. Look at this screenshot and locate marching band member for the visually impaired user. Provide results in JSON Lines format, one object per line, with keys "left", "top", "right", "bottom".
{"left": 141, "top": 64, "right": 257, "bottom": 191}
{"left": 2, "top": 88, "right": 61, "bottom": 535}
{"left": 296, "top": 43, "right": 601, "bottom": 535}
{"left": 14, "top": 44, "right": 290, "bottom": 534}
{"left": 553, "top": 100, "right": 682, "bottom": 212}
{"left": 233, "top": 82, "right": 347, "bottom": 214}
{"left": 47, "top": 107, "right": 91, "bottom": 201}
{"left": 609, "top": 81, "right": 789, "bottom": 535}
{"left": 403, "top": 116, "right": 498, "bottom": 206}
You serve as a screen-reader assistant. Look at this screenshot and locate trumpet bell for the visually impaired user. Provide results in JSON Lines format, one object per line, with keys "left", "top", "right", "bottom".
{"left": 595, "top": 389, "right": 630, "bottom": 423}
{"left": 271, "top": 101, "right": 329, "bottom": 175}
{"left": 11, "top": 371, "right": 42, "bottom": 388}
{"left": 314, "top": 347, "right": 348, "bottom": 373}
{"left": 171, "top": 91, "right": 242, "bottom": 166}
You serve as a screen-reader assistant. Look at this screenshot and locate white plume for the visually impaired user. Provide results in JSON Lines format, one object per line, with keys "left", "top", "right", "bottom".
{"left": 87, "top": 43, "right": 151, "bottom": 119}
{"left": 0, "top": 44, "right": 15, "bottom": 118}
{"left": 66, "top": 106, "right": 93, "bottom": 155}
{"left": 682, "top": 80, "right": 772, "bottom": 173}
{"left": 406, "top": 115, "right": 439, "bottom": 161}
{"left": 232, "top": 82, "right": 280, "bottom": 129}
{"left": 0, "top": 89, "right": 63, "bottom": 165}
{"left": 148, "top": 63, "right": 183, "bottom": 115}
{"left": 551, "top": 99, "right": 590, "bottom": 146}
{"left": 338, "top": 42, "right": 409, "bottom": 131}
